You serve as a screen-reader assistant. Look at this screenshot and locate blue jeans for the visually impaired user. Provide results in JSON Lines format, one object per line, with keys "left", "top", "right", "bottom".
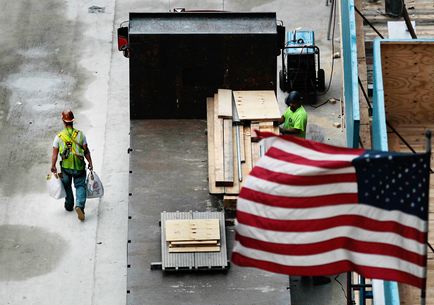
{"left": 61, "top": 168, "right": 86, "bottom": 210}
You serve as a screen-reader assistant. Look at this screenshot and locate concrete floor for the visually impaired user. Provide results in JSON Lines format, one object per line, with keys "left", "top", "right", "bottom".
{"left": 0, "top": 1, "right": 346, "bottom": 305}
{"left": 128, "top": 120, "right": 290, "bottom": 305}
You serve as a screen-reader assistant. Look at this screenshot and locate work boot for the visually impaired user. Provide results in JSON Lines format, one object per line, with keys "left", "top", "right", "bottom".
{"left": 312, "top": 276, "right": 331, "bottom": 286}
{"left": 75, "top": 207, "right": 85, "bottom": 221}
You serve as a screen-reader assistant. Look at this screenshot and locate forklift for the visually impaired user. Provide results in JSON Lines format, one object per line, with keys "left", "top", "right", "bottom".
{"left": 279, "top": 30, "right": 326, "bottom": 104}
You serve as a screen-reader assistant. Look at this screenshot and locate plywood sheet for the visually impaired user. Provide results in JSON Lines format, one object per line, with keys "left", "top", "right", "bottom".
{"left": 170, "top": 240, "right": 219, "bottom": 246}
{"left": 207, "top": 97, "right": 224, "bottom": 194}
{"left": 217, "top": 89, "right": 233, "bottom": 118}
{"left": 168, "top": 246, "right": 221, "bottom": 253}
{"left": 165, "top": 219, "right": 220, "bottom": 241}
{"left": 233, "top": 90, "right": 281, "bottom": 121}
{"left": 242, "top": 126, "right": 253, "bottom": 185}
{"left": 223, "top": 119, "right": 234, "bottom": 184}
{"left": 251, "top": 142, "right": 261, "bottom": 166}
{"left": 381, "top": 42, "right": 434, "bottom": 125}
{"left": 213, "top": 94, "right": 225, "bottom": 185}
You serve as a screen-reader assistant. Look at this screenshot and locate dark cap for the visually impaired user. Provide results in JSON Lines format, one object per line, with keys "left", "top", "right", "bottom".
{"left": 285, "top": 91, "right": 301, "bottom": 106}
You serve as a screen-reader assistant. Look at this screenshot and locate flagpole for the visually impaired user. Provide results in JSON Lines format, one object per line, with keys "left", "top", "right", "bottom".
{"left": 421, "top": 130, "right": 431, "bottom": 305}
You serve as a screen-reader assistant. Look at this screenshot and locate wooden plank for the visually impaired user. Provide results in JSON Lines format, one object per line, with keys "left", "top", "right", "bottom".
{"left": 217, "top": 89, "right": 233, "bottom": 118}
{"left": 213, "top": 93, "right": 226, "bottom": 185}
{"left": 251, "top": 122, "right": 260, "bottom": 142}
{"left": 242, "top": 126, "right": 253, "bottom": 185}
{"left": 206, "top": 97, "right": 224, "bottom": 194}
{"left": 168, "top": 245, "right": 221, "bottom": 253}
{"left": 223, "top": 119, "right": 234, "bottom": 185}
{"left": 239, "top": 125, "right": 245, "bottom": 162}
{"left": 387, "top": 132, "right": 401, "bottom": 152}
{"left": 259, "top": 121, "right": 274, "bottom": 128}
{"left": 223, "top": 195, "right": 238, "bottom": 210}
{"left": 251, "top": 142, "right": 261, "bottom": 166}
{"left": 165, "top": 219, "right": 220, "bottom": 241}
{"left": 259, "top": 121, "right": 278, "bottom": 134}
{"left": 225, "top": 126, "right": 240, "bottom": 195}
{"left": 170, "top": 240, "right": 219, "bottom": 246}
{"left": 233, "top": 90, "right": 281, "bottom": 121}
{"left": 381, "top": 42, "right": 434, "bottom": 125}
{"left": 273, "top": 126, "right": 280, "bottom": 134}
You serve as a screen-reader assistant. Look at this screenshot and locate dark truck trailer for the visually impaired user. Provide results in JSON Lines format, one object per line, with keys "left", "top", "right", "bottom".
{"left": 127, "top": 12, "right": 282, "bottom": 119}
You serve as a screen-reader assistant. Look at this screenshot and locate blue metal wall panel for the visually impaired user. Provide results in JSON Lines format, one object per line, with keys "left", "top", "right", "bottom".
{"left": 340, "top": 0, "right": 360, "bottom": 148}
{"left": 372, "top": 38, "right": 388, "bottom": 151}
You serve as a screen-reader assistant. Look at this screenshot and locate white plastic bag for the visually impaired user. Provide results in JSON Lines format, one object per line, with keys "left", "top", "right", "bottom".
{"left": 86, "top": 171, "right": 104, "bottom": 198}
{"left": 47, "top": 173, "right": 66, "bottom": 199}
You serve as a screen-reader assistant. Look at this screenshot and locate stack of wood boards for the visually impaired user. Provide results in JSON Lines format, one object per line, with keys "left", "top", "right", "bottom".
{"left": 165, "top": 219, "right": 221, "bottom": 253}
{"left": 206, "top": 89, "right": 281, "bottom": 207}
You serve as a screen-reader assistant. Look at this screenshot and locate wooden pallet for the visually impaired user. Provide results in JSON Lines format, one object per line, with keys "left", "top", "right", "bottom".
{"left": 156, "top": 211, "right": 229, "bottom": 271}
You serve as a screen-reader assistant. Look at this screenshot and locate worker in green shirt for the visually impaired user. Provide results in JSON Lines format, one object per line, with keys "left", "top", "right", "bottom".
{"left": 278, "top": 91, "right": 307, "bottom": 138}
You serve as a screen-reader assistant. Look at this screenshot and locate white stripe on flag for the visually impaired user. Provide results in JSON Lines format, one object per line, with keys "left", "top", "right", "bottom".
{"left": 263, "top": 137, "right": 361, "bottom": 161}
{"left": 237, "top": 198, "right": 427, "bottom": 231}
{"left": 235, "top": 223, "right": 426, "bottom": 255}
{"left": 256, "top": 155, "right": 356, "bottom": 176}
{"left": 233, "top": 241, "right": 425, "bottom": 278}
{"left": 244, "top": 176, "right": 357, "bottom": 197}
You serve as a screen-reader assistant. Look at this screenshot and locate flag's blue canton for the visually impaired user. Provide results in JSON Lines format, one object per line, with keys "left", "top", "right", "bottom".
{"left": 352, "top": 151, "right": 430, "bottom": 221}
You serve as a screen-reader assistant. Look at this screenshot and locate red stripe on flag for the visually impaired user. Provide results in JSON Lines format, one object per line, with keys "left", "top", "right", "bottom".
{"left": 266, "top": 147, "right": 354, "bottom": 169}
{"left": 251, "top": 166, "right": 357, "bottom": 185}
{"left": 236, "top": 211, "right": 426, "bottom": 243}
{"left": 257, "top": 131, "right": 366, "bottom": 156}
{"left": 235, "top": 234, "right": 426, "bottom": 266}
{"left": 239, "top": 187, "right": 359, "bottom": 208}
{"left": 231, "top": 252, "right": 425, "bottom": 289}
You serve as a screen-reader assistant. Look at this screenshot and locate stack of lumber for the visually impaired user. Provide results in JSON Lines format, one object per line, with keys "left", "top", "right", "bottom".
{"left": 206, "top": 89, "right": 281, "bottom": 208}
{"left": 165, "top": 219, "right": 221, "bottom": 253}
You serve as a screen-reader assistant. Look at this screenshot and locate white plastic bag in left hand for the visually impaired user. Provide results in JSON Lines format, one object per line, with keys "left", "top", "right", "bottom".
{"left": 86, "top": 171, "right": 104, "bottom": 198}
{"left": 47, "top": 173, "right": 66, "bottom": 199}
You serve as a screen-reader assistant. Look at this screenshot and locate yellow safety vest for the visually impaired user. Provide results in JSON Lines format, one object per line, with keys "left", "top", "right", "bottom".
{"left": 58, "top": 128, "right": 85, "bottom": 170}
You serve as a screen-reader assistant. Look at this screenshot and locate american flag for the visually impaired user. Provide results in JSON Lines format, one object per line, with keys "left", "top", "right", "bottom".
{"left": 232, "top": 132, "right": 430, "bottom": 289}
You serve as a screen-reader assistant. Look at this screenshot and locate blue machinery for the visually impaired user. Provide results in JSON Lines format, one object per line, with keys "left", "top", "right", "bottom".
{"left": 279, "top": 30, "right": 326, "bottom": 103}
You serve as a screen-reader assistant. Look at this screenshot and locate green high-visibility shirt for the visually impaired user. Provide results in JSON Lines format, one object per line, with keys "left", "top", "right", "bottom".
{"left": 57, "top": 128, "right": 86, "bottom": 170}
{"left": 283, "top": 105, "right": 308, "bottom": 138}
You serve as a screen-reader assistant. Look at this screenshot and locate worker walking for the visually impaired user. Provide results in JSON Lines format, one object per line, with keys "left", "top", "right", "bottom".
{"left": 278, "top": 91, "right": 308, "bottom": 138}
{"left": 51, "top": 110, "right": 93, "bottom": 221}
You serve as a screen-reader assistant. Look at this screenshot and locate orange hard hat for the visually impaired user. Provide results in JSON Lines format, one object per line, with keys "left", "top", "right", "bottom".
{"left": 61, "top": 110, "right": 74, "bottom": 123}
